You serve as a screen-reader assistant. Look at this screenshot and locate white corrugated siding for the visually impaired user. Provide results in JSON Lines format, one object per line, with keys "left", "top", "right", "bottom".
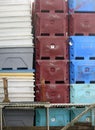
{"left": 0, "top": 76, "right": 35, "bottom": 102}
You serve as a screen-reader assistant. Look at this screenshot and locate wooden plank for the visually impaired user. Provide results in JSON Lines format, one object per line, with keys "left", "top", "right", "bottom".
{"left": 0, "top": 73, "right": 34, "bottom": 77}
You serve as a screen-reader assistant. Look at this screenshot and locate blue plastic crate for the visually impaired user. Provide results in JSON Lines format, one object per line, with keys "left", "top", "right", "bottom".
{"left": 70, "top": 84, "right": 95, "bottom": 104}
{"left": 71, "top": 108, "right": 91, "bottom": 122}
{"left": 70, "top": 60, "right": 95, "bottom": 84}
{"left": 69, "top": 36, "right": 95, "bottom": 60}
{"left": 69, "top": 0, "right": 95, "bottom": 13}
{"left": 35, "top": 108, "right": 70, "bottom": 126}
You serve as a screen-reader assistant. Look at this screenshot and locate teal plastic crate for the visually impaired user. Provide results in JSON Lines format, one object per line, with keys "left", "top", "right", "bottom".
{"left": 35, "top": 108, "right": 70, "bottom": 126}
{"left": 71, "top": 108, "right": 91, "bottom": 122}
{"left": 70, "top": 84, "right": 95, "bottom": 104}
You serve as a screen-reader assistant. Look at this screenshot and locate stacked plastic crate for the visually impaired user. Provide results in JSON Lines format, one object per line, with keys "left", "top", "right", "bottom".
{"left": 34, "top": 0, "right": 70, "bottom": 126}
{"left": 69, "top": 0, "right": 95, "bottom": 122}
{"left": 0, "top": 0, "right": 35, "bottom": 126}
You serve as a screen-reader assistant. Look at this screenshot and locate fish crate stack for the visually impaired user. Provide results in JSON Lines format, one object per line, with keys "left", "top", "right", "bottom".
{"left": 0, "top": 0, "right": 35, "bottom": 127}
{"left": 34, "top": 0, "right": 70, "bottom": 103}
{"left": 69, "top": 0, "right": 95, "bottom": 122}
{"left": 0, "top": 0, "right": 35, "bottom": 103}
{"left": 33, "top": 0, "right": 70, "bottom": 127}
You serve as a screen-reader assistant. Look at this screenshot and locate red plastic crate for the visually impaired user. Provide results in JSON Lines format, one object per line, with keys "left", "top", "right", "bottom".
{"left": 35, "top": 0, "right": 68, "bottom": 13}
{"left": 35, "top": 84, "right": 70, "bottom": 103}
{"left": 35, "top": 36, "right": 69, "bottom": 60}
{"left": 35, "top": 13, "right": 68, "bottom": 36}
{"left": 36, "top": 60, "right": 69, "bottom": 84}
{"left": 69, "top": 13, "right": 95, "bottom": 36}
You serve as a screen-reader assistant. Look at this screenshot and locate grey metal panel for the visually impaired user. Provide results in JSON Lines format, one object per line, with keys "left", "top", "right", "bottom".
{"left": 3, "top": 109, "right": 34, "bottom": 126}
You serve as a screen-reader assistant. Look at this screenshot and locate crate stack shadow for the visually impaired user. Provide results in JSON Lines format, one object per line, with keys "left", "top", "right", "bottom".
{"left": 69, "top": 0, "right": 95, "bottom": 123}
{"left": 0, "top": 0, "right": 35, "bottom": 127}
{"left": 33, "top": 0, "right": 70, "bottom": 127}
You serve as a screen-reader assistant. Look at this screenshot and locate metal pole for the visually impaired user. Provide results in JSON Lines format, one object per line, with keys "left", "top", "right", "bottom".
{"left": 46, "top": 107, "right": 49, "bottom": 130}
{"left": 0, "top": 106, "right": 2, "bottom": 130}
{"left": 92, "top": 108, "right": 95, "bottom": 126}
